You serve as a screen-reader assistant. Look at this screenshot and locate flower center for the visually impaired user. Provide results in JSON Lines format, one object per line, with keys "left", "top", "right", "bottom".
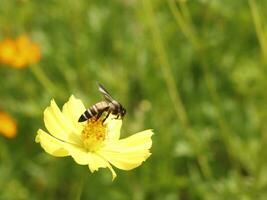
{"left": 81, "top": 117, "right": 107, "bottom": 152}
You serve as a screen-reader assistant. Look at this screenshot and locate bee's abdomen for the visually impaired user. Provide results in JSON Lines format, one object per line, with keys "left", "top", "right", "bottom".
{"left": 78, "top": 108, "right": 93, "bottom": 122}
{"left": 78, "top": 102, "right": 108, "bottom": 122}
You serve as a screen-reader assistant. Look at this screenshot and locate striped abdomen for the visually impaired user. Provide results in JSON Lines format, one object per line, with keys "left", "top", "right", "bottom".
{"left": 78, "top": 101, "right": 109, "bottom": 122}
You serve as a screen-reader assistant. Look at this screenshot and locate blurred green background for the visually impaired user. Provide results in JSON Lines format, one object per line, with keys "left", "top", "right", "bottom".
{"left": 1, "top": 0, "right": 267, "bottom": 199}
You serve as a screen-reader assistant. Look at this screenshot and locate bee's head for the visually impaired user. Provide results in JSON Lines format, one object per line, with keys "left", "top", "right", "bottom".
{"left": 112, "top": 101, "right": 126, "bottom": 118}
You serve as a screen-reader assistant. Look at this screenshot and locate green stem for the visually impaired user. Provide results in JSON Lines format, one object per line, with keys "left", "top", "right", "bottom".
{"left": 249, "top": 0, "right": 267, "bottom": 190}
{"left": 143, "top": 0, "right": 189, "bottom": 130}
{"left": 29, "top": 64, "right": 64, "bottom": 99}
{"left": 75, "top": 170, "right": 87, "bottom": 200}
{"left": 167, "top": 0, "right": 236, "bottom": 160}
{"left": 167, "top": 0, "right": 200, "bottom": 48}
{"left": 249, "top": 0, "right": 267, "bottom": 64}
{"left": 143, "top": 0, "right": 212, "bottom": 179}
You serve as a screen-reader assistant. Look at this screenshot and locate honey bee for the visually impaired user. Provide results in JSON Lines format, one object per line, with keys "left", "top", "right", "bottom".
{"left": 78, "top": 83, "right": 126, "bottom": 123}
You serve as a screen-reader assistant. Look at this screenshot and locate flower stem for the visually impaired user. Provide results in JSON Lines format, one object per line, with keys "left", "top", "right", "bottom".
{"left": 75, "top": 170, "right": 87, "bottom": 200}
{"left": 167, "top": 0, "right": 237, "bottom": 165}
{"left": 29, "top": 64, "right": 64, "bottom": 99}
{"left": 143, "top": 0, "right": 212, "bottom": 179}
{"left": 249, "top": 0, "right": 267, "bottom": 64}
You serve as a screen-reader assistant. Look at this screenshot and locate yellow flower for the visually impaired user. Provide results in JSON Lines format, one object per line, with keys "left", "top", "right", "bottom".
{"left": 35, "top": 95, "right": 153, "bottom": 180}
{"left": 0, "top": 111, "right": 17, "bottom": 138}
{"left": 0, "top": 35, "right": 41, "bottom": 69}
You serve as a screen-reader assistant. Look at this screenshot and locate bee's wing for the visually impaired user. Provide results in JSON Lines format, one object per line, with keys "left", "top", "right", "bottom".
{"left": 98, "top": 83, "right": 114, "bottom": 102}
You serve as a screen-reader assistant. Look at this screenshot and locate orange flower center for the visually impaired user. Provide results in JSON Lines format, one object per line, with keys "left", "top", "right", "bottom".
{"left": 81, "top": 117, "right": 107, "bottom": 152}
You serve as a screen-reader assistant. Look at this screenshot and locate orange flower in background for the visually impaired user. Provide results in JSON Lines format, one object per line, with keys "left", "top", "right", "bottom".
{"left": 0, "top": 111, "right": 17, "bottom": 138}
{"left": 0, "top": 39, "right": 16, "bottom": 65}
{"left": 0, "top": 35, "right": 41, "bottom": 68}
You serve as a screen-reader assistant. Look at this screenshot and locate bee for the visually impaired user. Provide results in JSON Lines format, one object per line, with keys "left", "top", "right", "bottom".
{"left": 78, "top": 83, "right": 126, "bottom": 123}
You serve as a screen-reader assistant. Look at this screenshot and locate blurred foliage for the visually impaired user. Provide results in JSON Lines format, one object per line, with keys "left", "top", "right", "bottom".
{"left": 1, "top": 0, "right": 267, "bottom": 199}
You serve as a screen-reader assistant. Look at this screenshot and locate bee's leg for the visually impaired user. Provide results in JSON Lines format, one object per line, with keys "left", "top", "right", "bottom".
{"left": 95, "top": 111, "right": 103, "bottom": 121}
{"left": 102, "top": 111, "right": 111, "bottom": 124}
{"left": 111, "top": 114, "right": 120, "bottom": 120}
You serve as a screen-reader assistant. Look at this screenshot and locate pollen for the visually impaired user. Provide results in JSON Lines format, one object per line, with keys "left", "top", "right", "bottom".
{"left": 81, "top": 117, "right": 107, "bottom": 152}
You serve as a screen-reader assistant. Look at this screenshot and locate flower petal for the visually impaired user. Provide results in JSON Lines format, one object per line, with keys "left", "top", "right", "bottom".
{"left": 88, "top": 153, "right": 117, "bottom": 180}
{"left": 105, "top": 117, "right": 122, "bottom": 140}
{"left": 99, "top": 129, "right": 153, "bottom": 170}
{"left": 35, "top": 129, "right": 69, "bottom": 157}
{"left": 44, "top": 99, "right": 82, "bottom": 145}
{"left": 62, "top": 95, "right": 86, "bottom": 134}
{"left": 65, "top": 145, "right": 117, "bottom": 180}
{"left": 36, "top": 129, "right": 117, "bottom": 179}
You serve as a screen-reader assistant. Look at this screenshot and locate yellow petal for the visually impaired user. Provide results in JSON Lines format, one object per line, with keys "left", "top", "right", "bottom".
{"left": 108, "top": 129, "right": 153, "bottom": 151}
{"left": 62, "top": 95, "right": 85, "bottom": 134}
{"left": 67, "top": 145, "right": 91, "bottom": 165}
{"left": 105, "top": 117, "right": 122, "bottom": 140}
{"left": 44, "top": 99, "right": 82, "bottom": 145}
{"left": 88, "top": 153, "right": 117, "bottom": 180}
{"left": 99, "top": 150, "right": 151, "bottom": 170}
{"left": 35, "top": 129, "right": 69, "bottom": 157}
{"left": 99, "top": 129, "right": 153, "bottom": 170}
{"left": 65, "top": 145, "right": 117, "bottom": 180}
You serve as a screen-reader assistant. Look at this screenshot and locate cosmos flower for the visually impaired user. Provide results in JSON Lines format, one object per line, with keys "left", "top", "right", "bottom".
{"left": 0, "top": 111, "right": 17, "bottom": 138}
{"left": 35, "top": 95, "right": 153, "bottom": 180}
{"left": 0, "top": 35, "right": 41, "bottom": 68}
